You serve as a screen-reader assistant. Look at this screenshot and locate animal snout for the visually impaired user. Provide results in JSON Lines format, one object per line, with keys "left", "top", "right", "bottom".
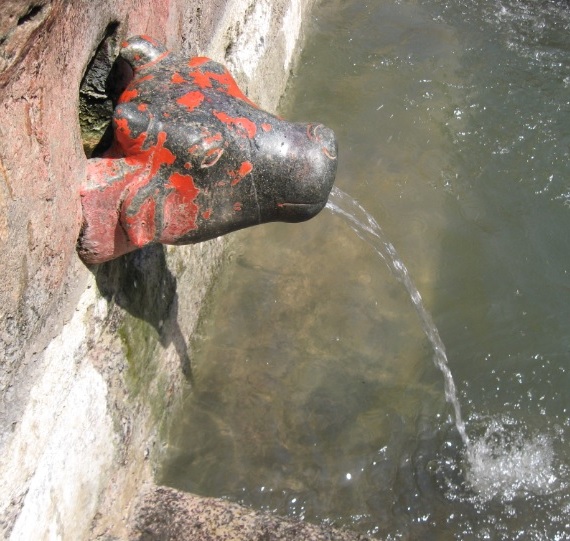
{"left": 258, "top": 121, "right": 338, "bottom": 224}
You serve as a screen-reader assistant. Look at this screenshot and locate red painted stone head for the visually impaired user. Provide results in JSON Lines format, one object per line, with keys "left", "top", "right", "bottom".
{"left": 78, "top": 36, "right": 337, "bottom": 264}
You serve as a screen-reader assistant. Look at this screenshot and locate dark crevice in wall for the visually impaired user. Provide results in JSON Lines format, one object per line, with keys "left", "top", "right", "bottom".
{"left": 0, "top": 0, "right": 52, "bottom": 81}
{"left": 17, "top": 4, "right": 45, "bottom": 26}
{"left": 78, "top": 22, "right": 132, "bottom": 157}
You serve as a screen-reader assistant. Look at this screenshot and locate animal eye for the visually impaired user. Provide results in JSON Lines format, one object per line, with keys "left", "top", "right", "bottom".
{"left": 201, "top": 148, "right": 224, "bottom": 168}
{"left": 306, "top": 123, "right": 319, "bottom": 141}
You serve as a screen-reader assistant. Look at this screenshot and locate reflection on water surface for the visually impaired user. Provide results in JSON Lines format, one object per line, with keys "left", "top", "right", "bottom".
{"left": 160, "top": 0, "right": 570, "bottom": 538}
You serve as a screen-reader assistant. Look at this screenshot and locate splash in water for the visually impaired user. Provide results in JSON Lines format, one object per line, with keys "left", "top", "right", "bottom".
{"left": 326, "top": 186, "right": 470, "bottom": 446}
{"left": 465, "top": 414, "right": 559, "bottom": 502}
{"left": 325, "top": 187, "right": 569, "bottom": 510}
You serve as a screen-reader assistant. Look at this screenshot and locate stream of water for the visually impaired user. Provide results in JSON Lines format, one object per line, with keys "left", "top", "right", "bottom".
{"left": 326, "top": 187, "right": 470, "bottom": 447}
{"left": 160, "top": 0, "right": 570, "bottom": 538}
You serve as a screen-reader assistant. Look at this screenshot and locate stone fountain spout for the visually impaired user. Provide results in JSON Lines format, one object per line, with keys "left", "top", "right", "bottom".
{"left": 77, "top": 36, "right": 338, "bottom": 265}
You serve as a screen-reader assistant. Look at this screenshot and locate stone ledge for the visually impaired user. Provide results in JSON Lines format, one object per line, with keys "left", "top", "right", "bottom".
{"left": 129, "top": 485, "right": 372, "bottom": 541}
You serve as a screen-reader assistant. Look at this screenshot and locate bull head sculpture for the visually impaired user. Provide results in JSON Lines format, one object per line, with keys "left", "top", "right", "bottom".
{"left": 78, "top": 36, "right": 337, "bottom": 264}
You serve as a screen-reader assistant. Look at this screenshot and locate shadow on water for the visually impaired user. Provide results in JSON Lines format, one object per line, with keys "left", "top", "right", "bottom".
{"left": 94, "top": 245, "right": 193, "bottom": 381}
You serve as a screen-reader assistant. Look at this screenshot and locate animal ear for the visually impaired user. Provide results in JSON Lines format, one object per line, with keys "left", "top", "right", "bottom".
{"left": 120, "top": 35, "right": 168, "bottom": 70}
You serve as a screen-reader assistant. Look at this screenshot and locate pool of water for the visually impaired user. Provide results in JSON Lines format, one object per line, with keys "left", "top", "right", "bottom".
{"left": 159, "top": 0, "right": 570, "bottom": 538}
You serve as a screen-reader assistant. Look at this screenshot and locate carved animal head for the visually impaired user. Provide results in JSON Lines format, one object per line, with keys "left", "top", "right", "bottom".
{"left": 78, "top": 36, "right": 337, "bottom": 264}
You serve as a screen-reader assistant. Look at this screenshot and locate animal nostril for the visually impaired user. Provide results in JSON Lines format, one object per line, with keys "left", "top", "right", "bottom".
{"left": 316, "top": 124, "right": 337, "bottom": 160}
{"left": 307, "top": 123, "right": 337, "bottom": 160}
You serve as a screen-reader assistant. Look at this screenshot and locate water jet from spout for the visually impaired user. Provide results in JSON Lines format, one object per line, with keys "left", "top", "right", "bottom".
{"left": 326, "top": 186, "right": 470, "bottom": 447}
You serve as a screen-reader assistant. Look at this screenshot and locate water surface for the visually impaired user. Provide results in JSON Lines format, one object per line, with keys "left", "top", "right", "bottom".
{"left": 160, "top": 0, "right": 570, "bottom": 538}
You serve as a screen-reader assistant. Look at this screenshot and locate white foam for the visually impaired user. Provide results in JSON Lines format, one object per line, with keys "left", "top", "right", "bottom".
{"left": 465, "top": 416, "right": 558, "bottom": 502}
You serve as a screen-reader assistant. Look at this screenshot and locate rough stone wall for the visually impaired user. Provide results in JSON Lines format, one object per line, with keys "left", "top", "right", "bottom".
{"left": 0, "top": 0, "right": 316, "bottom": 539}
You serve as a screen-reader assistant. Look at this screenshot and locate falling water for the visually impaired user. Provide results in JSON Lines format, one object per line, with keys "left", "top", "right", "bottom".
{"left": 326, "top": 186, "right": 470, "bottom": 447}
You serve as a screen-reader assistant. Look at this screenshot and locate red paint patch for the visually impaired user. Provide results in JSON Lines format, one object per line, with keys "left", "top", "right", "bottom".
{"left": 167, "top": 172, "right": 198, "bottom": 195}
{"left": 233, "top": 202, "right": 242, "bottom": 211}
{"left": 209, "top": 70, "right": 258, "bottom": 107}
{"left": 189, "top": 57, "right": 210, "bottom": 67}
{"left": 228, "top": 161, "right": 253, "bottom": 186}
{"left": 184, "top": 162, "right": 192, "bottom": 169}
{"left": 213, "top": 111, "right": 257, "bottom": 139}
{"left": 119, "top": 88, "right": 138, "bottom": 103}
{"left": 202, "top": 209, "right": 212, "bottom": 220}
{"left": 126, "top": 196, "right": 157, "bottom": 247}
{"left": 162, "top": 172, "right": 200, "bottom": 241}
{"left": 188, "top": 69, "right": 213, "bottom": 89}
{"left": 171, "top": 72, "right": 185, "bottom": 83}
{"left": 148, "top": 131, "right": 176, "bottom": 177}
{"left": 177, "top": 91, "right": 205, "bottom": 112}
{"left": 140, "top": 35, "right": 160, "bottom": 46}
{"left": 82, "top": 156, "right": 149, "bottom": 262}
{"left": 262, "top": 123, "right": 272, "bottom": 132}
{"left": 114, "top": 117, "right": 147, "bottom": 155}
{"left": 133, "top": 74, "right": 155, "bottom": 85}
{"left": 137, "top": 103, "right": 148, "bottom": 112}
{"left": 118, "top": 131, "right": 177, "bottom": 248}
{"left": 203, "top": 133, "right": 223, "bottom": 145}
{"left": 238, "top": 161, "right": 253, "bottom": 177}
{"left": 122, "top": 130, "right": 176, "bottom": 179}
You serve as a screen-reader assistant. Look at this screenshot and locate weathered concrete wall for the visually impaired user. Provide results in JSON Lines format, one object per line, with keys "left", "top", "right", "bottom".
{"left": 0, "top": 0, "right": 320, "bottom": 539}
